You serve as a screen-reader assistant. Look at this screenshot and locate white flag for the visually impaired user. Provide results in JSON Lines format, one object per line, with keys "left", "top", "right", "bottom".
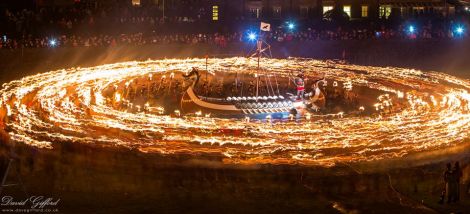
{"left": 260, "top": 22, "right": 271, "bottom": 32}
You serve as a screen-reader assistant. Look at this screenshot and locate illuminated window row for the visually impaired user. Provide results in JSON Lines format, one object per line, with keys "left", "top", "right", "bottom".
{"left": 213, "top": 5, "right": 219, "bottom": 21}
{"left": 322, "top": 5, "right": 367, "bottom": 18}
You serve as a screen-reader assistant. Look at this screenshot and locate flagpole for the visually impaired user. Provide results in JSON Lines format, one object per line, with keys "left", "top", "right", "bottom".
{"left": 256, "top": 21, "right": 270, "bottom": 101}
{"left": 257, "top": 41, "right": 260, "bottom": 69}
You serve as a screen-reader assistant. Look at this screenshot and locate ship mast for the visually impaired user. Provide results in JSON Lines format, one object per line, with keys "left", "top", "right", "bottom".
{"left": 256, "top": 39, "right": 261, "bottom": 100}
{"left": 246, "top": 22, "right": 274, "bottom": 101}
{"left": 251, "top": 34, "right": 271, "bottom": 101}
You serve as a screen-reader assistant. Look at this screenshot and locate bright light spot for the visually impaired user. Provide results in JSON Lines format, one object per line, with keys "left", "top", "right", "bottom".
{"left": 455, "top": 27, "right": 464, "bottom": 35}
{"left": 49, "top": 39, "right": 57, "bottom": 47}
{"left": 288, "top": 23, "right": 295, "bottom": 30}
{"left": 266, "top": 115, "right": 272, "bottom": 122}
{"left": 244, "top": 116, "right": 250, "bottom": 123}
{"left": 293, "top": 101, "right": 303, "bottom": 108}
{"left": 248, "top": 33, "right": 257, "bottom": 41}
{"left": 114, "top": 92, "right": 121, "bottom": 102}
{"left": 408, "top": 26, "right": 415, "bottom": 33}
{"left": 132, "top": 0, "right": 141, "bottom": 6}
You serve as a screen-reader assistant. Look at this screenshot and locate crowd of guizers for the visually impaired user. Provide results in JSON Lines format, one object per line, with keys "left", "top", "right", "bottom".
{"left": 0, "top": 2, "right": 469, "bottom": 49}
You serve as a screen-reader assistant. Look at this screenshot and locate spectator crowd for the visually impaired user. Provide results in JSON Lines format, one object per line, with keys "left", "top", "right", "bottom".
{"left": 1, "top": 26, "right": 468, "bottom": 49}
{"left": 0, "top": 1, "right": 469, "bottom": 49}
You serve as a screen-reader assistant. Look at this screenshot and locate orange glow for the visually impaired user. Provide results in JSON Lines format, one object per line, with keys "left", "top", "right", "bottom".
{"left": 1, "top": 58, "right": 469, "bottom": 167}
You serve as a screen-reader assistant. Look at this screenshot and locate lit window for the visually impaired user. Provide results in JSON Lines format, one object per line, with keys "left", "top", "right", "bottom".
{"left": 273, "top": 6, "right": 281, "bottom": 18}
{"left": 379, "top": 5, "right": 392, "bottom": 18}
{"left": 212, "top": 6, "right": 219, "bottom": 21}
{"left": 361, "top": 6, "right": 368, "bottom": 17}
{"left": 400, "top": 7, "right": 408, "bottom": 17}
{"left": 343, "top": 5, "right": 351, "bottom": 17}
{"left": 412, "top": 6, "right": 425, "bottom": 14}
{"left": 449, "top": 6, "right": 455, "bottom": 15}
{"left": 250, "top": 8, "right": 261, "bottom": 19}
{"left": 323, "top": 6, "right": 333, "bottom": 14}
{"left": 132, "top": 0, "right": 140, "bottom": 6}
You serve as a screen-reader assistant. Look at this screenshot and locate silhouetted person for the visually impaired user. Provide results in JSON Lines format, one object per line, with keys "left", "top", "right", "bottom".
{"left": 289, "top": 108, "right": 298, "bottom": 118}
{"left": 442, "top": 163, "right": 453, "bottom": 203}
{"left": 453, "top": 161, "right": 463, "bottom": 202}
{"left": 0, "top": 126, "right": 11, "bottom": 180}
{"left": 200, "top": 81, "right": 208, "bottom": 95}
{"left": 230, "top": 82, "right": 237, "bottom": 96}
{"left": 248, "top": 81, "right": 255, "bottom": 97}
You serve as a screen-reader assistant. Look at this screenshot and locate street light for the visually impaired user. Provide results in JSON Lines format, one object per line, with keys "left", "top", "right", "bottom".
{"left": 288, "top": 23, "right": 295, "bottom": 30}
{"left": 247, "top": 33, "right": 257, "bottom": 41}
{"left": 49, "top": 39, "right": 57, "bottom": 47}
{"left": 408, "top": 25, "right": 415, "bottom": 34}
{"left": 454, "top": 26, "right": 465, "bottom": 38}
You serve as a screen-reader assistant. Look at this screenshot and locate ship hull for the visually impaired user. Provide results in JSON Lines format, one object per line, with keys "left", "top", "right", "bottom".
{"left": 180, "top": 87, "right": 295, "bottom": 115}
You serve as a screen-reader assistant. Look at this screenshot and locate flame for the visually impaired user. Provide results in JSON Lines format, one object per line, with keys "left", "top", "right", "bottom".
{"left": 0, "top": 58, "right": 469, "bottom": 167}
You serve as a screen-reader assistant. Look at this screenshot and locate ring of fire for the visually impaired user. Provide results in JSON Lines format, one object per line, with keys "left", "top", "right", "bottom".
{"left": 1, "top": 57, "right": 470, "bottom": 167}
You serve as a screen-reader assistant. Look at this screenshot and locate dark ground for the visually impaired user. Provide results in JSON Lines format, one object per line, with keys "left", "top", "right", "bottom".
{"left": 1, "top": 41, "right": 470, "bottom": 213}
{"left": 1, "top": 140, "right": 470, "bottom": 214}
{"left": 1, "top": 40, "right": 470, "bottom": 85}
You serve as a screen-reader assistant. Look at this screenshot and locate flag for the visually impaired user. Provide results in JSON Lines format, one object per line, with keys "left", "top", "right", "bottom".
{"left": 260, "top": 22, "right": 271, "bottom": 32}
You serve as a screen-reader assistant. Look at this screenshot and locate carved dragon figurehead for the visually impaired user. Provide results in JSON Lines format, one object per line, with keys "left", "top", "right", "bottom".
{"left": 308, "top": 77, "right": 327, "bottom": 109}
{"left": 183, "top": 67, "right": 201, "bottom": 88}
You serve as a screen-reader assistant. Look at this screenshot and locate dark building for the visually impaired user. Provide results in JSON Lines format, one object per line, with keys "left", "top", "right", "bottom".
{"left": 139, "top": 0, "right": 468, "bottom": 20}
{"left": 242, "top": 0, "right": 464, "bottom": 20}
{"left": 3, "top": 0, "right": 467, "bottom": 21}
